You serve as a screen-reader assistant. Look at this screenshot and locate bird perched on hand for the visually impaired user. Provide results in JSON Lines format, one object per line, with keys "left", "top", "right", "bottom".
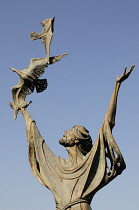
{"left": 9, "top": 53, "right": 67, "bottom": 120}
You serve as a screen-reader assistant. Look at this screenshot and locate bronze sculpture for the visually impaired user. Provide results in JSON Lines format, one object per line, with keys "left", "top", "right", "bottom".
{"left": 10, "top": 18, "right": 135, "bottom": 210}
{"left": 30, "top": 17, "right": 55, "bottom": 64}
{"left": 9, "top": 17, "right": 67, "bottom": 120}
{"left": 9, "top": 53, "right": 67, "bottom": 120}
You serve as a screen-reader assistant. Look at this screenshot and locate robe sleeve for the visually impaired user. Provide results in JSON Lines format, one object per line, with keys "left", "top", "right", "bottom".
{"left": 26, "top": 118, "right": 57, "bottom": 190}
{"left": 101, "top": 113, "right": 126, "bottom": 185}
{"left": 82, "top": 113, "right": 126, "bottom": 198}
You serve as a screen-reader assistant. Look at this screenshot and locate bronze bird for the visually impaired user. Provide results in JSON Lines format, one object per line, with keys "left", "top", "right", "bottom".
{"left": 9, "top": 53, "right": 67, "bottom": 120}
{"left": 30, "top": 17, "right": 55, "bottom": 64}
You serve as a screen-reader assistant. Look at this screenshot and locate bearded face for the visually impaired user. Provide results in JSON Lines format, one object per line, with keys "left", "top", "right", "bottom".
{"left": 59, "top": 128, "right": 78, "bottom": 147}
{"left": 59, "top": 125, "right": 93, "bottom": 155}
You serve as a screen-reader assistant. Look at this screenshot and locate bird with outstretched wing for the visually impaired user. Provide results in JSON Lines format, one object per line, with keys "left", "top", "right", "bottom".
{"left": 9, "top": 53, "right": 67, "bottom": 120}
{"left": 30, "top": 17, "right": 55, "bottom": 64}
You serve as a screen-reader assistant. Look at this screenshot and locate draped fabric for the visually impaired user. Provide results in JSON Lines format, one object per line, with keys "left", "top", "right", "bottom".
{"left": 26, "top": 114, "right": 126, "bottom": 210}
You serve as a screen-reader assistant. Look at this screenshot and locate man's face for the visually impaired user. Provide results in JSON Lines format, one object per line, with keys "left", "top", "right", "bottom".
{"left": 59, "top": 127, "right": 77, "bottom": 147}
{"left": 59, "top": 125, "right": 93, "bottom": 154}
{"left": 62, "top": 128, "right": 76, "bottom": 141}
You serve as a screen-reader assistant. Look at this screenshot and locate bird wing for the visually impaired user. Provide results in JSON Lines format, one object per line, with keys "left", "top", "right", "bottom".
{"left": 49, "top": 53, "right": 68, "bottom": 64}
{"left": 11, "top": 79, "right": 34, "bottom": 106}
{"left": 30, "top": 17, "right": 55, "bottom": 63}
{"left": 22, "top": 53, "right": 67, "bottom": 80}
{"left": 41, "top": 17, "right": 55, "bottom": 63}
{"left": 9, "top": 53, "right": 67, "bottom": 119}
{"left": 11, "top": 78, "right": 25, "bottom": 102}
{"left": 10, "top": 78, "right": 34, "bottom": 119}
{"left": 22, "top": 58, "right": 47, "bottom": 80}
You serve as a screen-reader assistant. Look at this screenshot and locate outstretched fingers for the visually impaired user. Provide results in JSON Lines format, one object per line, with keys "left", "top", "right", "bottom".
{"left": 129, "top": 65, "right": 135, "bottom": 73}
{"left": 117, "top": 65, "right": 135, "bottom": 83}
{"left": 124, "top": 67, "right": 127, "bottom": 75}
{"left": 125, "top": 65, "right": 135, "bottom": 78}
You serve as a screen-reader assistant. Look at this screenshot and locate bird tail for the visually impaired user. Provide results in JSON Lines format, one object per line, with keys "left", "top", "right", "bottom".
{"left": 35, "top": 79, "right": 48, "bottom": 93}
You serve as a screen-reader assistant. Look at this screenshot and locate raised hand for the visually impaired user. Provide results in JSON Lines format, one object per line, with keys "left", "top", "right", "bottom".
{"left": 116, "top": 65, "right": 135, "bottom": 84}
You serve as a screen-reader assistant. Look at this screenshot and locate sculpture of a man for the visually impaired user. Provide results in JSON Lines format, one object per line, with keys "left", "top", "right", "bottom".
{"left": 19, "top": 65, "right": 134, "bottom": 210}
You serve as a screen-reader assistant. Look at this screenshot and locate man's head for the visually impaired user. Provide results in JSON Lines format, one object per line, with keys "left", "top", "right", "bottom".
{"left": 59, "top": 125, "right": 93, "bottom": 155}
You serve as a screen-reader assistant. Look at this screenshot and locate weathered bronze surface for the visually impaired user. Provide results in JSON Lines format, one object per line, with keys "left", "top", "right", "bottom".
{"left": 30, "top": 17, "right": 55, "bottom": 64}
{"left": 10, "top": 18, "right": 135, "bottom": 210}
{"left": 9, "top": 17, "right": 67, "bottom": 119}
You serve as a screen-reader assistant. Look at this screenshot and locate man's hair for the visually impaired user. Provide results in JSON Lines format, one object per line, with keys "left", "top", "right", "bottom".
{"left": 59, "top": 125, "right": 93, "bottom": 155}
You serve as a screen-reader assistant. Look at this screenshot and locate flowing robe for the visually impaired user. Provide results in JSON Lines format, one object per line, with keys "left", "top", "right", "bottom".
{"left": 26, "top": 114, "right": 126, "bottom": 210}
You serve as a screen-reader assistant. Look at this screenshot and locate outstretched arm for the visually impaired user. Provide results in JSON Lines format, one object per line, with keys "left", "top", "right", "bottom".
{"left": 107, "top": 65, "right": 135, "bottom": 130}
{"left": 20, "top": 108, "right": 57, "bottom": 189}
{"left": 20, "top": 108, "right": 48, "bottom": 187}
{"left": 20, "top": 108, "right": 36, "bottom": 145}
{"left": 20, "top": 107, "right": 32, "bottom": 122}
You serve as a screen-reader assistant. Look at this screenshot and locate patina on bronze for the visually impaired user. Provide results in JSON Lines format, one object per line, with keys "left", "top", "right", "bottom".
{"left": 10, "top": 18, "right": 135, "bottom": 210}
{"left": 9, "top": 17, "right": 67, "bottom": 120}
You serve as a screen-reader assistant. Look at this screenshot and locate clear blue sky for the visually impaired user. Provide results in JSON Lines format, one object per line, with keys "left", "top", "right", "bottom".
{"left": 1, "top": 1, "right": 139, "bottom": 209}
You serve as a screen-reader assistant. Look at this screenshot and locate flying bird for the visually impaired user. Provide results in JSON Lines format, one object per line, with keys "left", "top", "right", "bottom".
{"left": 9, "top": 53, "right": 67, "bottom": 120}
{"left": 30, "top": 17, "right": 55, "bottom": 64}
